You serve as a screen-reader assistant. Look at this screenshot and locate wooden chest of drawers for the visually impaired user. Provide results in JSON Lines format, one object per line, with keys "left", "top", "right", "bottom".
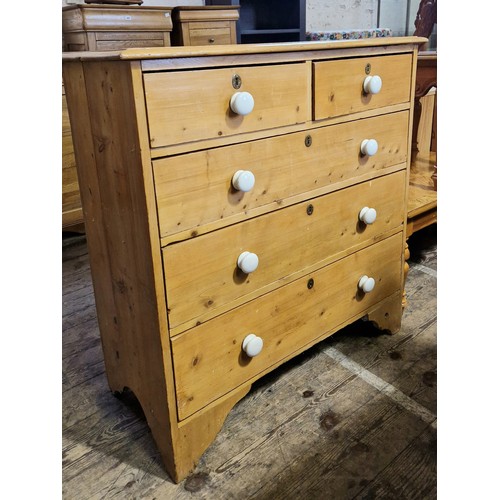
{"left": 62, "top": 4, "right": 173, "bottom": 51}
{"left": 62, "top": 37, "right": 424, "bottom": 483}
{"left": 171, "top": 6, "right": 239, "bottom": 46}
{"left": 62, "top": 4, "right": 174, "bottom": 230}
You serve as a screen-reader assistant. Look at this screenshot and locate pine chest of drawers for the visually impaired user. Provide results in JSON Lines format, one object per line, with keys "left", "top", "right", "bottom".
{"left": 171, "top": 6, "right": 239, "bottom": 47}
{"left": 62, "top": 4, "right": 173, "bottom": 51}
{"left": 62, "top": 37, "right": 425, "bottom": 483}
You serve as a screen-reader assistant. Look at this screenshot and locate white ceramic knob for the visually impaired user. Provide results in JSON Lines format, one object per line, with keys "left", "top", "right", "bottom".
{"left": 230, "top": 91, "right": 255, "bottom": 116}
{"left": 232, "top": 170, "right": 255, "bottom": 192}
{"left": 237, "top": 251, "right": 259, "bottom": 274}
{"left": 358, "top": 275, "right": 376, "bottom": 293}
{"left": 242, "top": 334, "right": 264, "bottom": 357}
{"left": 360, "top": 139, "right": 378, "bottom": 157}
{"left": 359, "top": 207, "right": 377, "bottom": 225}
{"left": 363, "top": 75, "right": 382, "bottom": 94}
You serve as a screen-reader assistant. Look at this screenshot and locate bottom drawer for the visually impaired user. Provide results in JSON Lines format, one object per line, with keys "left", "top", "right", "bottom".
{"left": 171, "top": 232, "right": 403, "bottom": 420}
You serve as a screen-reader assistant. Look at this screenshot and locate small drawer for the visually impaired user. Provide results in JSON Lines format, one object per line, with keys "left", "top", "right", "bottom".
{"left": 314, "top": 53, "right": 413, "bottom": 120}
{"left": 154, "top": 111, "right": 409, "bottom": 238}
{"left": 163, "top": 170, "right": 406, "bottom": 331}
{"left": 171, "top": 232, "right": 403, "bottom": 420}
{"left": 188, "top": 27, "right": 232, "bottom": 45}
{"left": 143, "top": 63, "right": 310, "bottom": 147}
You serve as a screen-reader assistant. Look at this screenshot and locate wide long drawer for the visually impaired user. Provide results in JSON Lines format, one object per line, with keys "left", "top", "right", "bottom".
{"left": 143, "top": 63, "right": 310, "bottom": 147}
{"left": 314, "top": 53, "right": 413, "bottom": 120}
{"left": 163, "top": 170, "right": 405, "bottom": 332}
{"left": 171, "top": 232, "right": 403, "bottom": 420}
{"left": 154, "top": 111, "right": 409, "bottom": 238}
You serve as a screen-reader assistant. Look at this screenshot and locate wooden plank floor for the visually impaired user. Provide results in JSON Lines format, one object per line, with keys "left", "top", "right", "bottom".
{"left": 62, "top": 225, "right": 437, "bottom": 499}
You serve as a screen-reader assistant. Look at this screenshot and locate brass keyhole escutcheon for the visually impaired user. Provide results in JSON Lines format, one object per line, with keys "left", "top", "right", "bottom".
{"left": 307, "top": 278, "right": 315, "bottom": 289}
{"left": 365, "top": 63, "right": 371, "bottom": 75}
{"left": 232, "top": 74, "right": 242, "bottom": 89}
{"left": 306, "top": 204, "right": 314, "bottom": 216}
{"left": 305, "top": 135, "right": 312, "bottom": 147}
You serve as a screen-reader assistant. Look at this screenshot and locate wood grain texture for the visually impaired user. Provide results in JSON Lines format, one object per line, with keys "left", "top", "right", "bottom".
{"left": 62, "top": 90, "right": 83, "bottom": 229}
{"left": 170, "top": 5, "right": 239, "bottom": 47}
{"left": 63, "top": 38, "right": 423, "bottom": 483}
{"left": 407, "top": 152, "right": 437, "bottom": 238}
{"left": 63, "top": 59, "right": 180, "bottom": 479}
{"left": 143, "top": 62, "right": 311, "bottom": 147}
{"left": 171, "top": 233, "right": 403, "bottom": 419}
{"left": 314, "top": 53, "right": 413, "bottom": 120}
{"left": 415, "top": 88, "right": 436, "bottom": 157}
{"left": 164, "top": 171, "right": 406, "bottom": 332}
{"left": 63, "top": 59, "right": 253, "bottom": 483}
{"left": 154, "top": 110, "right": 409, "bottom": 238}
{"left": 62, "top": 5, "right": 173, "bottom": 32}
{"left": 188, "top": 26, "right": 232, "bottom": 46}
{"left": 62, "top": 37, "right": 426, "bottom": 62}
{"left": 62, "top": 228, "right": 436, "bottom": 498}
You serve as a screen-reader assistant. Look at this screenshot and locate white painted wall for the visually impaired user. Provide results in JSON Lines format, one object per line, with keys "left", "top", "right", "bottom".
{"left": 306, "top": 0, "right": 378, "bottom": 31}
{"left": 378, "top": 0, "right": 406, "bottom": 36}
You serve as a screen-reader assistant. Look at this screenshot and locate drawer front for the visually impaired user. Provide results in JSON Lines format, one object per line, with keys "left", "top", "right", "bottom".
{"left": 63, "top": 7, "right": 173, "bottom": 32}
{"left": 189, "top": 27, "right": 232, "bottom": 45}
{"left": 96, "top": 38, "right": 165, "bottom": 51}
{"left": 144, "top": 63, "right": 310, "bottom": 147}
{"left": 314, "top": 54, "right": 413, "bottom": 120}
{"left": 163, "top": 170, "right": 405, "bottom": 331}
{"left": 154, "top": 111, "right": 409, "bottom": 238}
{"left": 171, "top": 232, "right": 403, "bottom": 419}
{"left": 95, "top": 31, "right": 165, "bottom": 41}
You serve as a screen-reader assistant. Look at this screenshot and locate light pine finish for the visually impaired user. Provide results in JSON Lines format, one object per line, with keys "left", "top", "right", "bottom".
{"left": 172, "top": 233, "right": 403, "bottom": 420}
{"left": 407, "top": 151, "right": 437, "bottom": 238}
{"left": 143, "top": 63, "right": 311, "bottom": 147}
{"left": 62, "top": 232, "right": 436, "bottom": 498}
{"left": 154, "top": 111, "right": 409, "bottom": 238}
{"left": 61, "top": 3, "right": 174, "bottom": 231}
{"left": 415, "top": 88, "right": 436, "bottom": 158}
{"left": 171, "top": 6, "right": 239, "bottom": 46}
{"left": 99, "top": 37, "right": 424, "bottom": 60}
{"left": 62, "top": 38, "right": 424, "bottom": 483}
{"left": 62, "top": 59, "right": 251, "bottom": 483}
{"left": 62, "top": 5, "right": 173, "bottom": 52}
{"left": 62, "top": 85, "right": 83, "bottom": 229}
{"left": 187, "top": 25, "right": 233, "bottom": 46}
{"left": 314, "top": 54, "right": 413, "bottom": 120}
{"left": 164, "top": 171, "right": 406, "bottom": 333}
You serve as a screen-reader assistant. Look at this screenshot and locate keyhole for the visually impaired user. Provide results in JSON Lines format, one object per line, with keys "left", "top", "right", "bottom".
{"left": 232, "top": 74, "right": 242, "bottom": 89}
